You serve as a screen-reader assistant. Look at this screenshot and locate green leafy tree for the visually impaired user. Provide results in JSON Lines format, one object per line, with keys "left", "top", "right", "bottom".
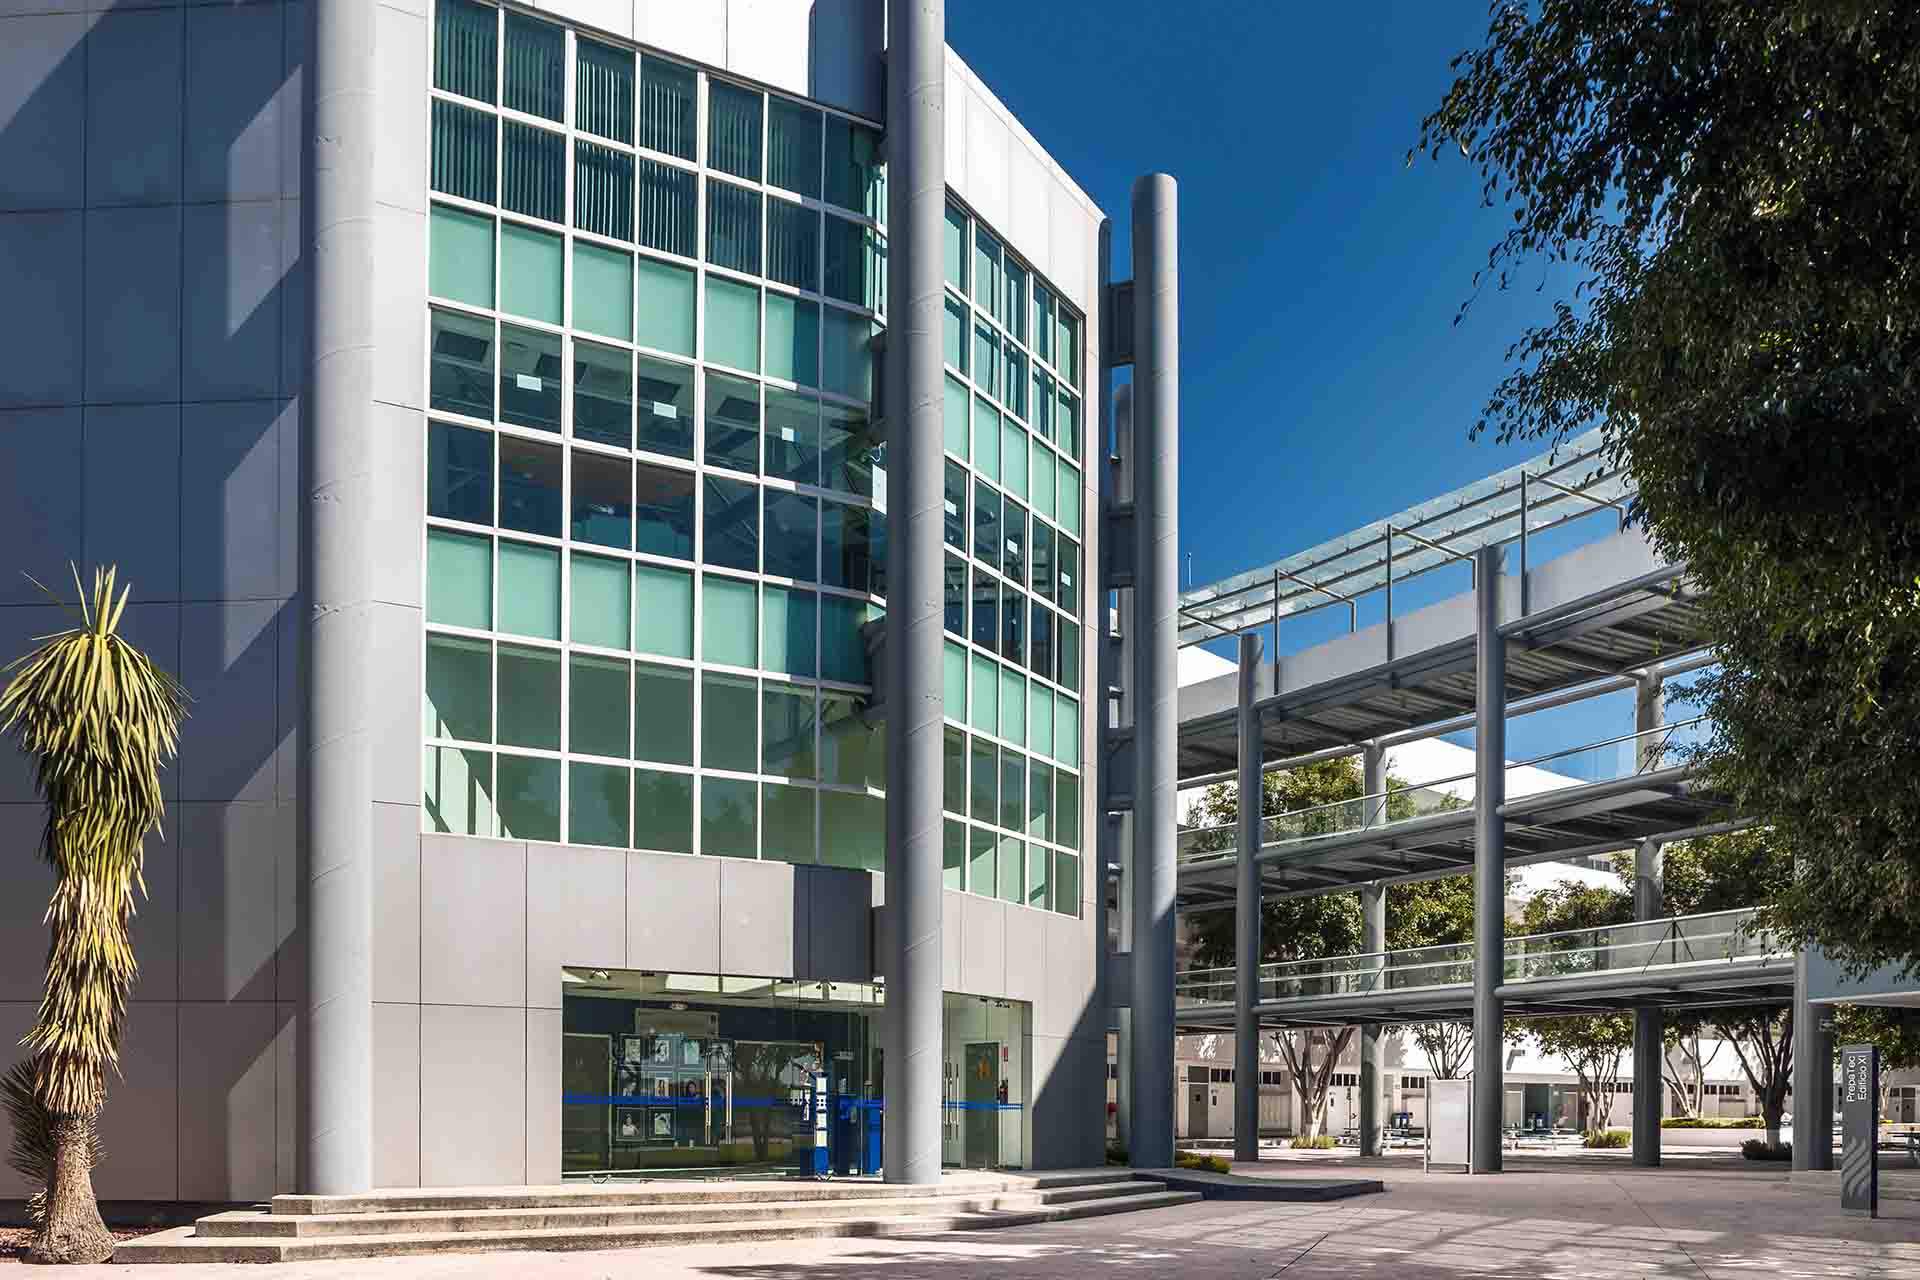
{"left": 1517, "top": 882, "right": 1637, "bottom": 1137}
{"left": 1416, "top": 1, "right": 1920, "bottom": 979}
{"left": 1832, "top": 1005, "right": 1920, "bottom": 1121}
{"left": 0, "top": 569, "right": 186, "bottom": 1264}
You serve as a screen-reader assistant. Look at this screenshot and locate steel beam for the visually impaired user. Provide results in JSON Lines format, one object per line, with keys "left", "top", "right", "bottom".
{"left": 1792, "top": 948, "right": 1836, "bottom": 1170}
{"left": 1359, "top": 744, "right": 1387, "bottom": 1158}
{"left": 1233, "top": 634, "right": 1264, "bottom": 1162}
{"left": 1631, "top": 672, "right": 1665, "bottom": 1167}
{"left": 1472, "top": 546, "right": 1506, "bottom": 1172}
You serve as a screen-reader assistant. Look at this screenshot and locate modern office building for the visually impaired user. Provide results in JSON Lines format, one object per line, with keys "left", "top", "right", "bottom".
{"left": 0, "top": 0, "right": 1123, "bottom": 1201}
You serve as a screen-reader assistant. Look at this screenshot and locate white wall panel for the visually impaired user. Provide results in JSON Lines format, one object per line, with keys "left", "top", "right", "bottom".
{"left": 727, "top": 0, "right": 810, "bottom": 99}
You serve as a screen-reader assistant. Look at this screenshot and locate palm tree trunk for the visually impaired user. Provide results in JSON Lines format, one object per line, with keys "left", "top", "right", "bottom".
{"left": 28, "top": 1113, "right": 113, "bottom": 1265}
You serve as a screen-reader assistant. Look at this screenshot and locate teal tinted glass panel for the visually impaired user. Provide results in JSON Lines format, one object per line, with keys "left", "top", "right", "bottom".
{"left": 1057, "top": 311, "right": 1080, "bottom": 384}
{"left": 700, "top": 777, "right": 757, "bottom": 861}
{"left": 944, "top": 727, "right": 965, "bottom": 813}
{"left": 762, "top": 586, "right": 817, "bottom": 679}
{"left": 633, "top": 769, "right": 693, "bottom": 852}
{"left": 1059, "top": 466, "right": 1082, "bottom": 534}
{"left": 704, "top": 475, "right": 760, "bottom": 574}
{"left": 424, "top": 633, "right": 490, "bottom": 742}
{"left": 764, "top": 491, "right": 817, "bottom": 582}
{"left": 573, "top": 341, "right": 632, "bottom": 448}
{"left": 503, "top": 13, "right": 563, "bottom": 121}
{"left": 1004, "top": 259, "right": 1028, "bottom": 344}
{"left": 997, "top": 835, "right": 1023, "bottom": 904}
{"left": 768, "top": 98, "right": 822, "bottom": 198}
{"left": 1027, "top": 839, "right": 1050, "bottom": 911}
{"left": 973, "top": 321, "right": 999, "bottom": 400}
{"left": 822, "top": 309, "right": 872, "bottom": 401}
{"left": 636, "top": 258, "right": 696, "bottom": 356}
{"left": 1004, "top": 347, "right": 1028, "bottom": 420}
{"left": 633, "top": 564, "right": 692, "bottom": 658}
{"left": 499, "top": 327, "right": 562, "bottom": 434}
{"left": 819, "top": 596, "right": 870, "bottom": 685}
{"left": 766, "top": 388, "right": 820, "bottom": 485}
{"left": 969, "top": 826, "right": 996, "bottom": 897}
{"left": 943, "top": 204, "right": 967, "bottom": 291}
{"left": 1028, "top": 760, "right": 1052, "bottom": 842}
{"left": 1055, "top": 693, "right": 1080, "bottom": 766}
{"left": 943, "top": 640, "right": 967, "bottom": 719}
{"left": 633, "top": 463, "right": 694, "bottom": 557}
{"left": 821, "top": 404, "right": 880, "bottom": 497}
{"left": 576, "top": 37, "right": 634, "bottom": 143}
{"left": 944, "top": 819, "right": 966, "bottom": 889}
{"left": 502, "top": 121, "right": 564, "bottom": 223}
{"left": 824, "top": 217, "right": 877, "bottom": 307}
{"left": 1031, "top": 445, "right": 1057, "bottom": 521}
{"left": 430, "top": 307, "right": 494, "bottom": 420}
{"left": 1057, "top": 539, "right": 1080, "bottom": 616}
{"left": 573, "top": 242, "right": 633, "bottom": 341}
{"left": 1054, "top": 851, "right": 1080, "bottom": 916}
{"left": 1058, "top": 389, "right": 1081, "bottom": 457}
{"left": 765, "top": 294, "right": 819, "bottom": 388}
{"left": 1057, "top": 618, "right": 1080, "bottom": 692}
{"left": 819, "top": 693, "right": 880, "bottom": 787}
{"left": 498, "top": 541, "right": 560, "bottom": 639}
{"left": 500, "top": 223, "right": 562, "bottom": 324}
{"left": 498, "top": 437, "right": 561, "bottom": 535}
{"left": 1029, "top": 685, "right": 1054, "bottom": 763}
{"left": 497, "top": 643, "right": 560, "bottom": 749}
{"left": 634, "top": 362, "right": 695, "bottom": 464}
{"left": 431, "top": 99, "right": 495, "bottom": 204}
{"left": 1057, "top": 771, "right": 1079, "bottom": 850}
{"left": 973, "top": 397, "right": 1000, "bottom": 482}
{"left": 763, "top": 784, "right": 815, "bottom": 864}
{"left": 429, "top": 205, "right": 494, "bottom": 308}
{"left": 1003, "top": 420, "right": 1028, "bottom": 500}
{"left": 497, "top": 754, "right": 560, "bottom": 841}
{"left": 762, "top": 683, "right": 816, "bottom": 779}
{"left": 570, "top": 654, "right": 629, "bottom": 758}
{"left": 708, "top": 81, "right": 763, "bottom": 181}
{"left": 969, "top": 653, "right": 998, "bottom": 736}
{"left": 826, "top": 117, "right": 884, "bottom": 216}
{"left": 999, "top": 668, "right": 1025, "bottom": 747}
{"left": 428, "top": 421, "right": 492, "bottom": 525}
{"left": 427, "top": 529, "right": 491, "bottom": 629}
{"left": 704, "top": 371, "right": 760, "bottom": 474}
{"left": 633, "top": 663, "right": 693, "bottom": 764}
{"left": 943, "top": 295, "right": 967, "bottom": 374}
{"left": 571, "top": 553, "right": 630, "bottom": 650}
{"left": 575, "top": 141, "right": 634, "bottom": 240}
{"left": 944, "top": 375, "right": 968, "bottom": 459}
{"left": 706, "top": 179, "right": 761, "bottom": 276}
{"left": 973, "top": 230, "right": 1001, "bottom": 313}
{"left": 701, "top": 674, "right": 757, "bottom": 772}
{"left": 705, "top": 277, "right": 760, "bottom": 372}
{"left": 434, "top": 0, "right": 495, "bottom": 102}
{"left": 767, "top": 200, "right": 821, "bottom": 292}
{"left": 999, "top": 749, "right": 1024, "bottom": 838}
{"left": 1032, "top": 368, "right": 1054, "bottom": 443}
{"left": 702, "top": 574, "right": 758, "bottom": 667}
{"left": 424, "top": 746, "right": 495, "bottom": 836}
{"left": 572, "top": 451, "right": 630, "bottom": 549}
{"left": 819, "top": 790, "right": 882, "bottom": 871}
{"left": 1034, "top": 287, "right": 1053, "bottom": 362}
{"left": 569, "top": 761, "right": 628, "bottom": 848}
{"left": 639, "top": 56, "right": 696, "bottom": 160}
{"left": 636, "top": 159, "right": 696, "bottom": 258}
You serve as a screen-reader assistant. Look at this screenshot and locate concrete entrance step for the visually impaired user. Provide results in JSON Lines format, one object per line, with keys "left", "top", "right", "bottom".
{"left": 112, "top": 1174, "right": 1198, "bottom": 1264}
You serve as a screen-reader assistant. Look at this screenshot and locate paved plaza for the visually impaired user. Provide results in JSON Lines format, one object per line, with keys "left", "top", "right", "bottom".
{"left": 20, "top": 1158, "right": 1919, "bottom": 1278}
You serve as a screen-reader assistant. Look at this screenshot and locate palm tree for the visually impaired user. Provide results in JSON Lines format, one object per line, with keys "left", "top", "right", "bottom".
{"left": 1, "top": 567, "right": 184, "bottom": 1264}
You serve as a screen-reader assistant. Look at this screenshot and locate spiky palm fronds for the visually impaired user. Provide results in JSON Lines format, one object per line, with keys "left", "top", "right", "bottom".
{"left": 2, "top": 1058, "right": 100, "bottom": 1225}
{"left": 0, "top": 567, "right": 185, "bottom": 1118}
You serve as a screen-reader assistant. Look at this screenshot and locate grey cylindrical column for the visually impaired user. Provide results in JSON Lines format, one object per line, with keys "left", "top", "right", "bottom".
{"left": 1232, "top": 633, "right": 1263, "bottom": 1163}
{"left": 1359, "top": 744, "right": 1386, "bottom": 1158}
{"left": 1128, "top": 173, "right": 1180, "bottom": 1172}
{"left": 881, "top": 0, "right": 946, "bottom": 1187}
{"left": 1792, "top": 950, "right": 1836, "bottom": 1169}
{"left": 1630, "top": 674, "right": 1665, "bottom": 1166}
{"left": 303, "top": 0, "right": 376, "bottom": 1195}
{"left": 1110, "top": 383, "right": 1134, "bottom": 1154}
{"left": 1471, "top": 546, "right": 1505, "bottom": 1173}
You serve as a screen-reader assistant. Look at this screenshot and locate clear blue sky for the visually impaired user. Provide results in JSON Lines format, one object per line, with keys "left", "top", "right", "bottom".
{"left": 946, "top": 2, "right": 1662, "bottom": 763}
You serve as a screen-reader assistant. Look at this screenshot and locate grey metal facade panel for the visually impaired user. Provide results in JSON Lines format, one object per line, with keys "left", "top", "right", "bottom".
{"left": 0, "top": 13, "right": 85, "bottom": 211}
{"left": 718, "top": 856, "right": 805, "bottom": 978}
{"left": 525, "top": 843, "right": 626, "bottom": 1008}
{"left": 93, "top": 1003, "right": 181, "bottom": 1201}
{"left": 179, "top": 600, "right": 283, "bottom": 803}
{"left": 418, "top": 1004, "right": 528, "bottom": 1186}
{"left": 0, "top": 411, "right": 83, "bottom": 601}
{"left": 367, "top": 602, "right": 423, "bottom": 805}
{"left": 371, "top": 1000, "right": 422, "bottom": 1187}
{"left": 627, "top": 850, "right": 723, "bottom": 971}
{"left": 85, "top": 404, "right": 184, "bottom": 601}
{"left": 182, "top": 2, "right": 288, "bottom": 203}
{"left": 0, "top": 808, "right": 55, "bottom": 1002}
{"left": 0, "top": 216, "right": 83, "bottom": 406}
{"left": 84, "top": 204, "right": 184, "bottom": 404}
{"left": 959, "top": 891, "right": 1008, "bottom": 997}
{"left": 419, "top": 835, "right": 530, "bottom": 1008}
{"left": 180, "top": 400, "right": 294, "bottom": 601}
{"left": 85, "top": 8, "right": 185, "bottom": 207}
{"left": 372, "top": 809, "right": 422, "bottom": 1005}
{"left": 802, "top": 865, "right": 874, "bottom": 980}
{"left": 809, "top": 0, "right": 884, "bottom": 119}
{"left": 181, "top": 203, "right": 286, "bottom": 403}
{"left": 525, "top": 1007, "right": 563, "bottom": 1182}
{"left": 177, "top": 1000, "right": 280, "bottom": 1200}
{"left": 176, "top": 802, "right": 284, "bottom": 1004}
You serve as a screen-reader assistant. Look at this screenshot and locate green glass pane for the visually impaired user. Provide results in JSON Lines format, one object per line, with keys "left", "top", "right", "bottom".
{"left": 973, "top": 397, "right": 999, "bottom": 482}
{"left": 973, "top": 229, "right": 1000, "bottom": 312}
{"left": 497, "top": 753, "right": 560, "bottom": 842}
{"left": 497, "top": 643, "right": 560, "bottom": 750}
{"left": 573, "top": 341, "right": 632, "bottom": 447}
{"left": 762, "top": 683, "right": 816, "bottom": 779}
{"left": 763, "top": 586, "right": 817, "bottom": 678}
{"left": 1059, "top": 466, "right": 1082, "bottom": 534}
{"left": 1053, "top": 851, "right": 1080, "bottom": 917}
{"left": 633, "top": 768, "right": 693, "bottom": 853}
{"left": 633, "top": 663, "right": 693, "bottom": 765}
{"left": 768, "top": 97, "right": 822, "bottom": 198}
{"left": 826, "top": 117, "right": 883, "bottom": 216}
{"left": 570, "top": 654, "right": 629, "bottom": 758}
{"left": 997, "top": 834, "right": 1023, "bottom": 905}
{"left": 1027, "top": 838, "right": 1050, "bottom": 911}
{"left": 576, "top": 37, "right": 634, "bottom": 144}
{"left": 705, "top": 276, "right": 760, "bottom": 373}
{"left": 702, "top": 674, "right": 758, "bottom": 773}
{"left": 424, "top": 745, "right": 495, "bottom": 836}
{"left": 434, "top": 0, "right": 496, "bottom": 102}
{"left": 503, "top": 13, "right": 564, "bottom": 121}
{"left": 569, "top": 761, "right": 628, "bottom": 848}
{"left": 944, "top": 375, "right": 968, "bottom": 458}
{"left": 763, "top": 783, "right": 815, "bottom": 864}
{"left": 1029, "top": 687, "right": 1054, "bottom": 764}
{"left": 431, "top": 99, "right": 495, "bottom": 203}
{"left": 943, "top": 204, "right": 967, "bottom": 291}
{"left": 499, "top": 223, "right": 562, "bottom": 324}
{"left": 705, "top": 179, "right": 762, "bottom": 275}
{"left": 767, "top": 200, "right": 820, "bottom": 292}
{"left": 970, "top": 653, "right": 998, "bottom": 736}
{"left": 999, "top": 668, "right": 1025, "bottom": 747}
{"left": 430, "top": 307, "right": 494, "bottom": 421}
{"left": 999, "top": 750, "right": 1023, "bottom": 831}
{"left": 1028, "top": 760, "right": 1052, "bottom": 842}
{"left": 570, "top": 553, "right": 629, "bottom": 651}
{"left": 1031, "top": 446, "right": 1057, "bottom": 521}
{"left": 765, "top": 294, "right": 819, "bottom": 388}
{"left": 943, "top": 640, "right": 967, "bottom": 720}
{"left": 766, "top": 387, "right": 820, "bottom": 485}
{"left": 1058, "top": 619, "right": 1081, "bottom": 692}
{"left": 966, "top": 826, "right": 997, "bottom": 898}
{"left": 427, "top": 529, "right": 491, "bottom": 629}
{"left": 502, "top": 120, "right": 564, "bottom": 223}
{"left": 701, "top": 775, "right": 757, "bottom": 858}
{"left": 498, "top": 541, "right": 559, "bottom": 639}
{"left": 819, "top": 790, "right": 882, "bottom": 871}
{"left": 702, "top": 574, "right": 758, "bottom": 668}
{"left": 944, "top": 819, "right": 966, "bottom": 890}
{"left": 944, "top": 727, "right": 966, "bottom": 814}
{"left": 429, "top": 205, "right": 494, "bottom": 308}
{"left": 819, "top": 595, "right": 871, "bottom": 685}
{"left": 1057, "top": 772, "right": 1080, "bottom": 850}
{"left": 424, "top": 633, "right": 490, "bottom": 742}
{"left": 1055, "top": 692, "right": 1080, "bottom": 766}
{"left": 639, "top": 55, "right": 696, "bottom": 160}
{"left": 636, "top": 257, "right": 696, "bottom": 356}
{"left": 707, "top": 80, "right": 763, "bottom": 181}
{"left": 573, "top": 241, "right": 633, "bottom": 340}
{"left": 969, "top": 738, "right": 996, "bottom": 823}
{"left": 1002, "top": 420, "right": 1028, "bottom": 501}
{"left": 822, "top": 308, "right": 872, "bottom": 401}
{"left": 637, "top": 159, "right": 697, "bottom": 257}
{"left": 633, "top": 563, "right": 693, "bottom": 658}
{"left": 820, "top": 693, "right": 883, "bottom": 789}
{"left": 764, "top": 490, "right": 817, "bottom": 582}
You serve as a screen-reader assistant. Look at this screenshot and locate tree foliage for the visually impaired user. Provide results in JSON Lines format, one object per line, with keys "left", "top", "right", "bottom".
{"left": 1516, "top": 879, "right": 1636, "bottom": 1136}
{"left": 1419, "top": 1, "right": 1920, "bottom": 976}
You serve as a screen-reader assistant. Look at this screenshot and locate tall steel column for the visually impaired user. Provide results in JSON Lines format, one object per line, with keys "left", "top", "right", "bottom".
{"left": 1127, "top": 174, "right": 1180, "bottom": 1172}
{"left": 881, "top": 0, "right": 946, "bottom": 1186}
{"left": 302, "top": 0, "right": 376, "bottom": 1195}
{"left": 1110, "top": 383, "right": 1135, "bottom": 1155}
{"left": 1792, "top": 950, "right": 1836, "bottom": 1169}
{"left": 1358, "top": 743, "right": 1387, "bottom": 1159}
{"left": 1631, "top": 674, "right": 1665, "bottom": 1167}
{"left": 1470, "top": 546, "right": 1506, "bottom": 1173}
{"left": 1232, "top": 633, "right": 1264, "bottom": 1163}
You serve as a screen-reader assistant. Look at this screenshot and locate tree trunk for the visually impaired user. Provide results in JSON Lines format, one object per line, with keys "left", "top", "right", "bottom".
{"left": 29, "top": 1113, "right": 113, "bottom": 1265}
{"left": 1763, "top": 1097, "right": 1784, "bottom": 1149}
